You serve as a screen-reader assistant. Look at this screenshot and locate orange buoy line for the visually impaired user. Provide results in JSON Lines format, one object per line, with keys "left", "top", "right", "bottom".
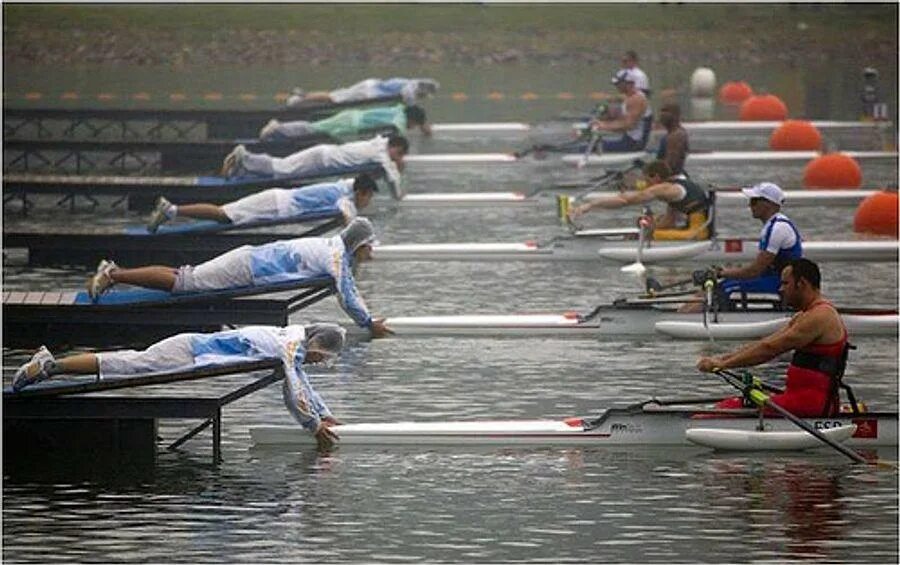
{"left": 854, "top": 191, "right": 898, "bottom": 237}
{"left": 740, "top": 94, "right": 789, "bottom": 121}
{"left": 718, "top": 81, "right": 753, "bottom": 105}
{"left": 804, "top": 153, "right": 863, "bottom": 189}
{"left": 769, "top": 120, "right": 822, "bottom": 151}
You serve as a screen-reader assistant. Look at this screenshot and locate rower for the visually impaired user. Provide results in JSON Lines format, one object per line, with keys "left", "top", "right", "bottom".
{"left": 681, "top": 181, "right": 802, "bottom": 313}
{"left": 655, "top": 103, "right": 689, "bottom": 176}
{"left": 13, "top": 323, "right": 348, "bottom": 451}
{"left": 286, "top": 77, "right": 440, "bottom": 107}
{"left": 147, "top": 174, "right": 378, "bottom": 233}
{"left": 259, "top": 104, "right": 431, "bottom": 141}
{"left": 591, "top": 69, "right": 653, "bottom": 152}
{"left": 568, "top": 159, "right": 711, "bottom": 241}
{"left": 221, "top": 134, "right": 409, "bottom": 196}
{"left": 618, "top": 50, "right": 651, "bottom": 98}
{"left": 86, "top": 217, "right": 394, "bottom": 338}
{"left": 697, "top": 258, "right": 852, "bottom": 418}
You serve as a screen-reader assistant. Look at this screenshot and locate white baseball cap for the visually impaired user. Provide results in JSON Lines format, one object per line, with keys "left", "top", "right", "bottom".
{"left": 741, "top": 182, "right": 784, "bottom": 205}
{"left": 611, "top": 69, "right": 636, "bottom": 85}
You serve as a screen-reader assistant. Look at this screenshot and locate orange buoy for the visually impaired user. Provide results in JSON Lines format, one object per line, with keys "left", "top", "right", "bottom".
{"left": 739, "top": 94, "right": 789, "bottom": 121}
{"left": 803, "top": 153, "right": 863, "bottom": 188}
{"left": 854, "top": 191, "right": 898, "bottom": 237}
{"left": 719, "top": 81, "right": 753, "bottom": 105}
{"left": 769, "top": 120, "right": 822, "bottom": 150}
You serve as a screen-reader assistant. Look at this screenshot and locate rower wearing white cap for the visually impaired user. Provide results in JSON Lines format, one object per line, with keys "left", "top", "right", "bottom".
{"left": 683, "top": 182, "right": 803, "bottom": 312}
{"left": 86, "top": 217, "right": 393, "bottom": 337}
{"left": 619, "top": 50, "right": 651, "bottom": 97}
{"left": 590, "top": 69, "right": 653, "bottom": 152}
{"left": 13, "top": 323, "right": 349, "bottom": 450}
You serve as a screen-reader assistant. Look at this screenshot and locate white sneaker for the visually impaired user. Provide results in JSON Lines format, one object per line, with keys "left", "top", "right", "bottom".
{"left": 87, "top": 259, "right": 118, "bottom": 301}
{"left": 147, "top": 196, "right": 175, "bottom": 233}
{"left": 259, "top": 119, "right": 280, "bottom": 140}
{"left": 286, "top": 87, "right": 305, "bottom": 107}
{"left": 221, "top": 144, "right": 246, "bottom": 177}
{"left": 12, "top": 346, "right": 55, "bottom": 391}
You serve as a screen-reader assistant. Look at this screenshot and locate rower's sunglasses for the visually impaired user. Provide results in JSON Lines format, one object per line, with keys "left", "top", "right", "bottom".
{"left": 749, "top": 197, "right": 766, "bottom": 205}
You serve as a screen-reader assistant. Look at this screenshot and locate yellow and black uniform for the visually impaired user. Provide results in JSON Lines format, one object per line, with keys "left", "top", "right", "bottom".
{"left": 654, "top": 174, "right": 710, "bottom": 241}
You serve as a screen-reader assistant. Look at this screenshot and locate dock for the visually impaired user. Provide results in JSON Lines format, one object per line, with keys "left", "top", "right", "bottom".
{"left": 4, "top": 217, "right": 342, "bottom": 267}
{"left": 4, "top": 125, "right": 397, "bottom": 174}
{"left": 4, "top": 359, "right": 286, "bottom": 478}
{"left": 3, "top": 95, "right": 400, "bottom": 140}
{"left": 3, "top": 163, "right": 384, "bottom": 212}
{"left": 3, "top": 279, "right": 336, "bottom": 349}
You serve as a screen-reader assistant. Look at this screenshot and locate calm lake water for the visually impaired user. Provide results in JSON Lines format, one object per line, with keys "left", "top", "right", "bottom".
{"left": 3, "top": 57, "right": 898, "bottom": 563}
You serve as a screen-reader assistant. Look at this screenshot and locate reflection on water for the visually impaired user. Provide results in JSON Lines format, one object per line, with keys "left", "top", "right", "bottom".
{"left": 3, "top": 57, "right": 898, "bottom": 562}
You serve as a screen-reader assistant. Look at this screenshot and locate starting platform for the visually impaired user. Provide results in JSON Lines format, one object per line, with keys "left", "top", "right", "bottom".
{"left": 3, "top": 95, "right": 400, "bottom": 140}
{"left": 3, "top": 163, "right": 384, "bottom": 213}
{"left": 3, "top": 359, "right": 286, "bottom": 476}
{"left": 3, "top": 277, "right": 336, "bottom": 349}
{"left": 4, "top": 216, "right": 342, "bottom": 267}
{"left": 3, "top": 125, "right": 397, "bottom": 174}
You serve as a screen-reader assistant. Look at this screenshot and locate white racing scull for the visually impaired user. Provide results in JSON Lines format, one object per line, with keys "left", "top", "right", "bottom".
{"left": 250, "top": 404, "right": 897, "bottom": 448}
{"left": 379, "top": 189, "right": 882, "bottom": 210}
{"left": 428, "top": 120, "right": 892, "bottom": 134}
{"left": 370, "top": 302, "right": 897, "bottom": 340}
{"left": 402, "top": 150, "right": 897, "bottom": 165}
{"left": 371, "top": 234, "right": 899, "bottom": 264}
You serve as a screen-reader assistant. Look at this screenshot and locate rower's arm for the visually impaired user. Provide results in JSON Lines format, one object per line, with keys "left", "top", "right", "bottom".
{"left": 714, "top": 311, "right": 824, "bottom": 369}
{"left": 720, "top": 250, "right": 775, "bottom": 279}
{"left": 578, "top": 183, "right": 674, "bottom": 212}
{"left": 595, "top": 96, "right": 645, "bottom": 131}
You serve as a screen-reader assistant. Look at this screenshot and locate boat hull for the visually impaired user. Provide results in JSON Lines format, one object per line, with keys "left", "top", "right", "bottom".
{"left": 375, "top": 307, "right": 898, "bottom": 339}
{"left": 250, "top": 409, "right": 896, "bottom": 448}
{"left": 685, "top": 425, "right": 856, "bottom": 451}
{"left": 371, "top": 238, "right": 899, "bottom": 263}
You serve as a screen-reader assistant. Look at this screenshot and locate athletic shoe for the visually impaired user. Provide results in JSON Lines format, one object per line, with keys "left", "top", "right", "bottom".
{"left": 86, "top": 259, "right": 118, "bottom": 301}
{"left": 220, "top": 144, "right": 246, "bottom": 177}
{"left": 286, "top": 87, "right": 305, "bottom": 107}
{"left": 259, "top": 119, "right": 280, "bottom": 140}
{"left": 146, "top": 196, "right": 175, "bottom": 233}
{"left": 12, "top": 345, "right": 55, "bottom": 391}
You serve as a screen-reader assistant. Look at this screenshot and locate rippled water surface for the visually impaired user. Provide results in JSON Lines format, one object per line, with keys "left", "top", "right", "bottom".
{"left": 3, "top": 60, "right": 899, "bottom": 562}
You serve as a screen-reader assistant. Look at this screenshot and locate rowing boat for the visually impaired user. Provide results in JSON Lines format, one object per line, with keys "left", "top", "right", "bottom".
{"left": 427, "top": 120, "right": 893, "bottom": 134}
{"left": 373, "top": 303, "right": 897, "bottom": 339}
{"left": 249, "top": 404, "right": 897, "bottom": 448}
{"left": 402, "top": 150, "right": 897, "bottom": 165}
{"left": 378, "top": 189, "right": 880, "bottom": 210}
{"left": 371, "top": 235, "right": 899, "bottom": 264}
{"left": 564, "top": 150, "right": 897, "bottom": 167}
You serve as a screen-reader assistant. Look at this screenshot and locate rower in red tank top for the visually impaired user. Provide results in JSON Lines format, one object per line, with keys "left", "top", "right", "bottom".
{"left": 697, "top": 258, "right": 851, "bottom": 418}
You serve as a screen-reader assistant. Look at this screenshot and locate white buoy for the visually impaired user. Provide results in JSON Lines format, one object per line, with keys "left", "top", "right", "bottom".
{"left": 690, "top": 67, "right": 717, "bottom": 98}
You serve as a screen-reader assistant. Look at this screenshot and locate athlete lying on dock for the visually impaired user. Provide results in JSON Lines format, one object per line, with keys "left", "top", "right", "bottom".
{"left": 260, "top": 104, "right": 430, "bottom": 141}
{"left": 221, "top": 134, "right": 408, "bottom": 198}
{"left": 87, "top": 217, "right": 393, "bottom": 337}
{"left": 286, "top": 77, "right": 439, "bottom": 108}
{"left": 147, "top": 174, "right": 378, "bottom": 233}
{"left": 13, "top": 323, "right": 348, "bottom": 450}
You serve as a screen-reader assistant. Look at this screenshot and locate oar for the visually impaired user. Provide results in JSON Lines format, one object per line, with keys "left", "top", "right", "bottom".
{"left": 576, "top": 127, "right": 602, "bottom": 169}
{"left": 620, "top": 211, "right": 652, "bottom": 284}
{"left": 713, "top": 369, "right": 891, "bottom": 467}
{"left": 702, "top": 277, "right": 715, "bottom": 342}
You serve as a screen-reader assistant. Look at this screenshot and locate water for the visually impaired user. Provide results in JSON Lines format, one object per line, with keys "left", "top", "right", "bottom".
{"left": 3, "top": 59, "right": 898, "bottom": 562}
